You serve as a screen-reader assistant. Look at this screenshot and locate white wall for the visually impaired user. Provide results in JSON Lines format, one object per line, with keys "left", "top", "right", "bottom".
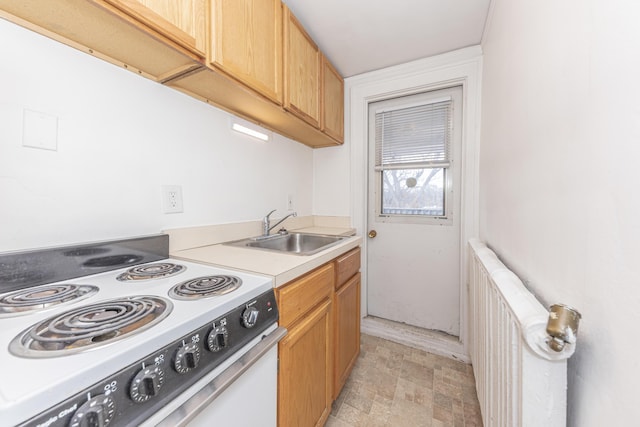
{"left": 0, "top": 19, "right": 313, "bottom": 252}
{"left": 313, "top": 145, "right": 351, "bottom": 217}
{"left": 480, "top": 1, "right": 640, "bottom": 425}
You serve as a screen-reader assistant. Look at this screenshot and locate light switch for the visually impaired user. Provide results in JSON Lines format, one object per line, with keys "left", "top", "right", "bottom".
{"left": 23, "top": 109, "right": 58, "bottom": 151}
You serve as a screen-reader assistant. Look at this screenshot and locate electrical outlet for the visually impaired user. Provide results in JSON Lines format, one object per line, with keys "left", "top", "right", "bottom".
{"left": 287, "top": 194, "right": 294, "bottom": 211}
{"left": 162, "top": 185, "right": 183, "bottom": 213}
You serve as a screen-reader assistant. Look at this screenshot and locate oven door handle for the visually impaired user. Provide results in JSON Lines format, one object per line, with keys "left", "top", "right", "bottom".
{"left": 156, "top": 326, "right": 287, "bottom": 427}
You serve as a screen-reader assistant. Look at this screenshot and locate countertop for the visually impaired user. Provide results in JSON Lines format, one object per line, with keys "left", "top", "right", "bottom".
{"left": 171, "top": 227, "right": 362, "bottom": 287}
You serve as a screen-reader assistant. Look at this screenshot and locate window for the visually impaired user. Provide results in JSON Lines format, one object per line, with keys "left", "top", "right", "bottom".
{"left": 373, "top": 96, "right": 453, "bottom": 221}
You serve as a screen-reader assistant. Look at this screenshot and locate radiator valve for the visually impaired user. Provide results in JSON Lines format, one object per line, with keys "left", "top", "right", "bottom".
{"left": 546, "top": 304, "right": 581, "bottom": 352}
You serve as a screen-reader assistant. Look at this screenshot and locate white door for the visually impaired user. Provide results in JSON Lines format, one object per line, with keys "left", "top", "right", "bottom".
{"left": 367, "top": 86, "right": 463, "bottom": 336}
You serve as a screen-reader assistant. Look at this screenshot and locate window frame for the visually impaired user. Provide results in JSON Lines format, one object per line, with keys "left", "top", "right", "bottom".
{"left": 369, "top": 90, "right": 459, "bottom": 226}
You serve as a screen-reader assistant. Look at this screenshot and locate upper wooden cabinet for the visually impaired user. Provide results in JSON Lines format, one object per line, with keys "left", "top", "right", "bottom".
{"left": 321, "top": 55, "right": 345, "bottom": 143}
{"left": 104, "top": 0, "right": 206, "bottom": 56}
{"left": 210, "top": 0, "right": 282, "bottom": 104}
{"left": 0, "top": 0, "right": 345, "bottom": 147}
{"left": 0, "top": 0, "right": 202, "bottom": 81}
{"left": 283, "top": 6, "right": 321, "bottom": 128}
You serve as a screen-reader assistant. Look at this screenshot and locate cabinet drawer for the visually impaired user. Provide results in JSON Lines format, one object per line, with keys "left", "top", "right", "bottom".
{"left": 335, "top": 247, "right": 361, "bottom": 289}
{"left": 277, "top": 263, "right": 334, "bottom": 328}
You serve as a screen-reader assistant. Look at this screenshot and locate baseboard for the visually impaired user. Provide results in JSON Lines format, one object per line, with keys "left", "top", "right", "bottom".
{"left": 361, "top": 316, "right": 470, "bottom": 363}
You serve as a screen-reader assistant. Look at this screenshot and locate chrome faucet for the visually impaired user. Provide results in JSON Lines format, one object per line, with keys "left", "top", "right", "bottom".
{"left": 263, "top": 209, "right": 297, "bottom": 236}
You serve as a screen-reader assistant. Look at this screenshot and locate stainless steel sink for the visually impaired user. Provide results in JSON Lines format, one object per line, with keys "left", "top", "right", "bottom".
{"left": 224, "top": 232, "right": 346, "bottom": 256}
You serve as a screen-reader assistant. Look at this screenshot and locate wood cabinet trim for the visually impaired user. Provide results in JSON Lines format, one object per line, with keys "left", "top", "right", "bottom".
{"left": 167, "top": 66, "right": 342, "bottom": 147}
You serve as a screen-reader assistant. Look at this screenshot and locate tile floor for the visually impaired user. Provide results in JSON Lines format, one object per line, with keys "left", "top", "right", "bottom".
{"left": 326, "top": 334, "right": 483, "bottom": 427}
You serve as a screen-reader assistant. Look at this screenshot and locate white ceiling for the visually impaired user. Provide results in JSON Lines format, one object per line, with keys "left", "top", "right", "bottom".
{"left": 282, "top": 0, "right": 492, "bottom": 77}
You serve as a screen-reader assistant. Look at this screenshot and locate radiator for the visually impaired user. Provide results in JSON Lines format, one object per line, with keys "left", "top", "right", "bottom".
{"left": 468, "top": 239, "right": 571, "bottom": 427}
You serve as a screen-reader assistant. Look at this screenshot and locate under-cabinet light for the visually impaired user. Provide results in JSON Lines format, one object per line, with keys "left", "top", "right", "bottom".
{"left": 230, "top": 119, "right": 270, "bottom": 142}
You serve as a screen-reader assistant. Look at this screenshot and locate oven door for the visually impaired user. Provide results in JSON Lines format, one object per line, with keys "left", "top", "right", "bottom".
{"left": 146, "top": 324, "right": 286, "bottom": 427}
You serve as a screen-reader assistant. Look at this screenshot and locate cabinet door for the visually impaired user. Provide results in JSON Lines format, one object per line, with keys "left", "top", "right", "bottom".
{"left": 321, "top": 55, "right": 344, "bottom": 143}
{"left": 210, "top": 0, "right": 283, "bottom": 104}
{"left": 333, "top": 272, "right": 361, "bottom": 399}
{"left": 283, "top": 6, "right": 321, "bottom": 128}
{"left": 278, "top": 299, "right": 332, "bottom": 427}
{"left": 103, "top": 0, "right": 206, "bottom": 55}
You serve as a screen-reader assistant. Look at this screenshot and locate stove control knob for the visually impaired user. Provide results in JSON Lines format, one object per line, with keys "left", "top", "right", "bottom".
{"left": 130, "top": 365, "right": 165, "bottom": 403}
{"left": 174, "top": 342, "right": 201, "bottom": 374}
{"left": 69, "top": 394, "right": 116, "bottom": 427}
{"left": 207, "top": 326, "right": 228, "bottom": 352}
{"left": 242, "top": 306, "right": 260, "bottom": 328}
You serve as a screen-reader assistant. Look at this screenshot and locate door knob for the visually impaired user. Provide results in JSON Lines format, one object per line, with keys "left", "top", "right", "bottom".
{"left": 368, "top": 230, "right": 377, "bottom": 238}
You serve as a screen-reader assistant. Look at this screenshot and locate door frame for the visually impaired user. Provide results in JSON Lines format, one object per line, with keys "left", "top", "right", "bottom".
{"left": 346, "top": 46, "right": 482, "bottom": 356}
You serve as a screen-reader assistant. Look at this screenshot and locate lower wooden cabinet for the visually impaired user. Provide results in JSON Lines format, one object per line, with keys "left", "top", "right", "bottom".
{"left": 333, "top": 272, "right": 361, "bottom": 399}
{"left": 276, "top": 248, "right": 361, "bottom": 426}
{"left": 278, "top": 299, "right": 332, "bottom": 427}
{"left": 276, "top": 263, "right": 333, "bottom": 427}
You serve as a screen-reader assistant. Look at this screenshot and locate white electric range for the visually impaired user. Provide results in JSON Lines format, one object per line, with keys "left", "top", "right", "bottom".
{"left": 0, "top": 235, "right": 284, "bottom": 427}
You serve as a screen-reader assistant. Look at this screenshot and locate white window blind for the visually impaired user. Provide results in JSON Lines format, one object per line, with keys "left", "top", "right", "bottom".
{"left": 374, "top": 98, "right": 452, "bottom": 171}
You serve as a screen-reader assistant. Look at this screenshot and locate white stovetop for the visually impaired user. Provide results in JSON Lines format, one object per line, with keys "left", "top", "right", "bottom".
{"left": 0, "top": 259, "right": 272, "bottom": 427}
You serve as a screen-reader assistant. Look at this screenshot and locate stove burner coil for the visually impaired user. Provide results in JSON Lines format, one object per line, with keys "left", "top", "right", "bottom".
{"left": 0, "top": 284, "right": 99, "bottom": 317}
{"left": 169, "top": 275, "right": 242, "bottom": 300}
{"left": 116, "top": 262, "right": 186, "bottom": 281}
{"left": 9, "top": 296, "right": 172, "bottom": 358}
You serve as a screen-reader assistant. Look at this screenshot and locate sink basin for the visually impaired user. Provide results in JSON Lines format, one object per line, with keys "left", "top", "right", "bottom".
{"left": 224, "top": 232, "right": 345, "bottom": 256}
